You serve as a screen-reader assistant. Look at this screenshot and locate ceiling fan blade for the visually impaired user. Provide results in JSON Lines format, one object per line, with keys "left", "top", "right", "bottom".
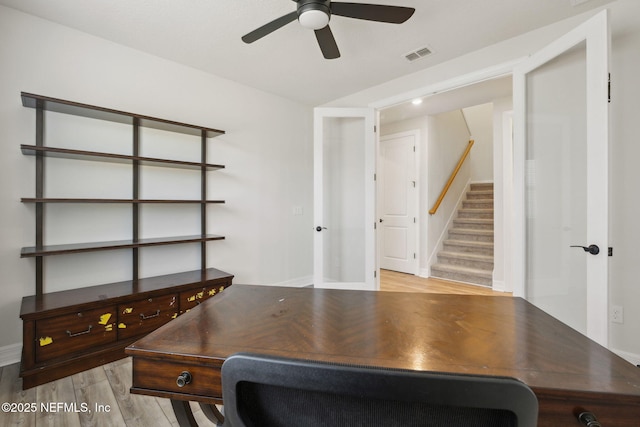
{"left": 331, "top": 3, "right": 415, "bottom": 24}
{"left": 314, "top": 26, "right": 340, "bottom": 59}
{"left": 242, "top": 11, "right": 298, "bottom": 44}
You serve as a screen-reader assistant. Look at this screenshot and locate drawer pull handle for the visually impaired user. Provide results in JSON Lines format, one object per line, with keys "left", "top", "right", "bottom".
{"left": 176, "top": 371, "right": 192, "bottom": 388}
{"left": 578, "top": 412, "right": 602, "bottom": 427}
{"left": 66, "top": 325, "right": 92, "bottom": 337}
{"left": 140, "top": 310, "right": 160, "bottom": 320}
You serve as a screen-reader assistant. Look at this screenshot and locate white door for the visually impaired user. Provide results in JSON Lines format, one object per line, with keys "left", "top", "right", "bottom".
{"left": 513, "top": 10, "right": 609, "bottom": 346}
{"left": 313, "top": 108, "right": 376, "bottom": 290}
{"left": 379, "top": 131, "right": 417, "bottom": 274}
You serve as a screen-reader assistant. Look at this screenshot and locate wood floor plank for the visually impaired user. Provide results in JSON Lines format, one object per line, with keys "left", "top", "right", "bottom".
{"left": 380, "top": 269, "right": 511, "bottom": 296}
{"left": 103, "top": 359, "right": 173, "bottom": 427}
{"left": 71, "top": 364, "right": 108, "bottom": 390}
{"left": 35, "top": 375, "right": 82, "bottom": 427}
{"left": 75, "top": 378, "right": 126, "bottom": 427}
{"left": 0, "top": 362, "right": 37, "bottom": 427}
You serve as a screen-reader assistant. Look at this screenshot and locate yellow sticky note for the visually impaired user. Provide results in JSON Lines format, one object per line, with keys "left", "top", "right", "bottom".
{"left": 39, "top": 336, "right": 53, "bottom": 346}
{"left": 220, "top": 286, "right": 225, "bottom": 291}
{"left": 171, "top": 313, "right": 178, "bottom": 319}
{"left": 208, "top": 289, "right": 216, "bottom": 296}
{"left": 99, "top": 313, "right": 112, "bottom": 325}
{"left": 118, "top": 323, "right": 127, "bottom": 329}
{"left": 187, "top": 295, "right": 196, "bottom": 302}
{"left": 196, "top": 291, "right": 204, "bottom": 299}
{"left": 105, "top": 324, "right": 113, "bottom": 332}
{"left": 123, "top": 307, "right": 133, "bottom": 314}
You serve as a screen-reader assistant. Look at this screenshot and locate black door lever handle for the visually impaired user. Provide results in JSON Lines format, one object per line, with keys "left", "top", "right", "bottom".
{"left": 570, "top": 244, "right": 600, "bottom": 255}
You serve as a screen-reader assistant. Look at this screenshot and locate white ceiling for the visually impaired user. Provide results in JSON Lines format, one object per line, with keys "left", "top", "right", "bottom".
{"left": 0, "top": 0, "right": 616, "bottom": 106}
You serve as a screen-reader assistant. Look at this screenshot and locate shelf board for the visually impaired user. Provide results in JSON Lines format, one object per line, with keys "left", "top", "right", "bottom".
{"left": 21, "top": 198, "right": 225, "bottom": 204}
{"left": 21, "top": 235, "right": 225, "bottom": 258}
{"left": 21, "top": 145, "right": 225, "bottom": 171}
{"left": 20, "top": 267, "right": 233, "bottom": 318}
{"left": 21, "top": 92, "right": 225, "bottom": 138}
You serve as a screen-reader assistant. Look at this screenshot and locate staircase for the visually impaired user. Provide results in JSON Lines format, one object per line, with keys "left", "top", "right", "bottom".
{"left": 430, "top": 183, "right": 494, "bottom": 287}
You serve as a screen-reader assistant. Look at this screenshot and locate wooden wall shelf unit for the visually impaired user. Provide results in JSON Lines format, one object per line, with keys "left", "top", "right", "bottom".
{"left": 18, "top": 92, "right": 233, "bottom": 389}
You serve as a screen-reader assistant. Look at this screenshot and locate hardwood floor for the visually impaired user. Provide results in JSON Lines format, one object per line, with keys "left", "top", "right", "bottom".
{"left": 380, "top": 269, "right": 511, "bottom": 296}
{"left": 1, "top": 271, "right": 510, "bottom": 426}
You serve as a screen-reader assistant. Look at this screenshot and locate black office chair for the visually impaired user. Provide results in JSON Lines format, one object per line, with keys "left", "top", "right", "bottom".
{"left": 220, "top": 353, "right": 538, "bottom": 427}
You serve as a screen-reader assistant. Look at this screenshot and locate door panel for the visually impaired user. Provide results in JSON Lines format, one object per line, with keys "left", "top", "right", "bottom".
{"left": 379, "top": 132, "right": 417, "bottom": 274}
{"left": 513, "top": 10, "right": 609, "bottom": 345}
{"left": 314, "top": 108, "right": 376, "bottom": 290}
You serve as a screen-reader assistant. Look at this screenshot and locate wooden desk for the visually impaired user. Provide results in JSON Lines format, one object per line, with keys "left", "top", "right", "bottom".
{"left": 126, "top": 285, "right": 640, "bottom": 426}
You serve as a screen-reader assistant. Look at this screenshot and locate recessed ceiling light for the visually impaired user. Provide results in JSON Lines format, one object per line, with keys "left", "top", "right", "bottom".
{"left": 412, "top": 98, "right": 423, "bottom": 105}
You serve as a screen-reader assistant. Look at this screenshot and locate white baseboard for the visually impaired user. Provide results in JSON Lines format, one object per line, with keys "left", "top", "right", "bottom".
{"left": 0, "top": 343, "right": 21, "bottom": 367}
{"left": 266, "top": 275, "right": 313, "bottom": 288}
{"left": 492, "top": 279, "right": 506, "bottom": 293}
{"left": 611, "top": 348, "right": 640, "bottom": 366}
{"left": 419, "top": 268, "right": 430, "bottom": 278}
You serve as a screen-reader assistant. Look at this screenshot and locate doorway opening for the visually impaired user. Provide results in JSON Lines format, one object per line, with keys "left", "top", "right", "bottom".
{"left": 376, "top": 75, "right": 512, "bottom": 291}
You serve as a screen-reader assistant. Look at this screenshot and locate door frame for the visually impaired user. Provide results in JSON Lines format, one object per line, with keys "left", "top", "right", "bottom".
{"left": 371, "top": 59, "right": 520, "bottom": 289}
{"left": 512, "top": 10, "right": 609, "bottom": 346}
{"left": 377, "top": 129, "right": 420, "bottom": 275}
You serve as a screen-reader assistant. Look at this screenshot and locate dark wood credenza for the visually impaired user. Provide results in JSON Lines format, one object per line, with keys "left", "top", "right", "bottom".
{"left": 18, "top": 93, "right": 231, "bottom": 389}
{"left": 127, "top": 285, "right": 640, "bottom": 427}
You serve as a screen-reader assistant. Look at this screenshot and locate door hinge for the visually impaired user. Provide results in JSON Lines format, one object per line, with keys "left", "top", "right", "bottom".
{"left": 374, "top": 173, "right": 377, "bottom": 181}
{"left": 413, "top": 217, "right": 416, "bottom": 223}
{"left": 413, "top": 253, "right": 416, "bottom": 259}
{"left": 608, "top": 73, "right": 611, "bottom": 103}
{"left": 374, "top": 270, "right": 377, "bottom": 278}
{"left": 374, "top": 222, "right": 377, "bottom": 230}
{"left": 374, "top": 125, "right": 377, "bottom": 133}
{"left": 413, "top": 145, "right": 416, "bottom": 152}
{"left": 608, "top": 247, "right": 613, "bottom": 257}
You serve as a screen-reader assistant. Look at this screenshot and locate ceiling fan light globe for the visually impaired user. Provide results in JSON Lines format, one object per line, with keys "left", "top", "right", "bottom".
{"left": 299, "top": 9, "right": 330, "bottom": 30}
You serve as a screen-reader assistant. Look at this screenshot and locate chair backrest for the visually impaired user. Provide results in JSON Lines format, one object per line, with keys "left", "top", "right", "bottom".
{"left": 220, "top": 353, "right": 538, "bottom": 427}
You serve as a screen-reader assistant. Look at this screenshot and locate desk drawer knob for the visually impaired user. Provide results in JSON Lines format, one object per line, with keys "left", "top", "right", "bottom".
{"left": 176, "top": 371, "right": 192, "bottom": 388}
{"left": 578, "top": 412, "right": 602, "bottom": 427}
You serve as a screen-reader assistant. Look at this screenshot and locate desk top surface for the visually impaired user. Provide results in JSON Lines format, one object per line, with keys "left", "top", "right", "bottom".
{"left": 126, "top": 284, "right": 640, "bottom": 397}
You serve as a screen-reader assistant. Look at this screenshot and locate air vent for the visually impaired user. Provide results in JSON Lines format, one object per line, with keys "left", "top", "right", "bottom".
{"left": 404, "top": 46, "right": 433, "bottom": 62}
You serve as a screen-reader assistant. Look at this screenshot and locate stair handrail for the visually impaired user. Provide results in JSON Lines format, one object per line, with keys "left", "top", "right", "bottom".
{"left": 429, "top": 139, "right": 474, "bottom": 215}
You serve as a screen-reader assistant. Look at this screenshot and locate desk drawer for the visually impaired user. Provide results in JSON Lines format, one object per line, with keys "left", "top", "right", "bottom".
{"left": 132, "top": 358, "right": 223, "bottom": 400}
{"left": 35, "top": 306, "right": 117, "bottom": 363}
{"left": 117, "top": 294, "right": 179, "bottom": 340}
{"left": 180, "top": 282, "right": 229, "bottom": 312}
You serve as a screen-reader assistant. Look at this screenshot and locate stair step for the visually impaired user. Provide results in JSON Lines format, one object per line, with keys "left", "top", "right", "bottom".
{"left": 443, "top": 239, "right": 494, "bottom": 256}
{"left": 448, "top": 228, "right": 494, "bottom": 243}
{"left": 462, "top": 199, "right": 493, "bottom": 209}
{"left": 430, "top": 264, "right": 493, "bottom": 287}
{"left": 458, "top": 208, "right": 494, "bottom": 219}
{"left": 470, "top": 183, "right": 494, "bottom": 192}
{"left": 437, "top": 251, "right": 494, "bottom": 270}
{"left": 466, "top": 190, "right": 494, "bottom": 200}
{"left": 453, "top": 218, "right": 493, "bottom": 230}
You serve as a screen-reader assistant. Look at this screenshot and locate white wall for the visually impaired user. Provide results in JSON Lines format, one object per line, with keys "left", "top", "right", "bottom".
{"left": 426, "top": 111, "right": 472, "bottom": 268}
{"left": 0, "top": 6, "right": 313, "bottom": 352}
{"left": 462, "top": 103, "right": 494, "bottom": 182}
{"left": 327, "top": 0, "right": 640, "bottom": 361}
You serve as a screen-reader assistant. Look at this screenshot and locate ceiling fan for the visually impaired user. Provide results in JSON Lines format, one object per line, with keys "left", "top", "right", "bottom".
{"left": 241, "top": 0, "right": 415, "bottom": 59}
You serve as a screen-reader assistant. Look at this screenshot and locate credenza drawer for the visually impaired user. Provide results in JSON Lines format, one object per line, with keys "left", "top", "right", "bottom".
{"left": 132, "top": 357, "right": 223, "bottom": 400}
{"left": 180, "top": 282, "right": 229, "bottom": 312}
{"left": 35, "top": 306, "right": 117, "bottom": 363}
{"left": 117, "top": 294, "right": 179, "bottom": 340}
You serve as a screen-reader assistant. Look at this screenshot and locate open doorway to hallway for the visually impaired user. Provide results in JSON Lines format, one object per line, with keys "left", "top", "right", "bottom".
{"left": 377, "top": 75, "right": 512, "bottom": 292}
